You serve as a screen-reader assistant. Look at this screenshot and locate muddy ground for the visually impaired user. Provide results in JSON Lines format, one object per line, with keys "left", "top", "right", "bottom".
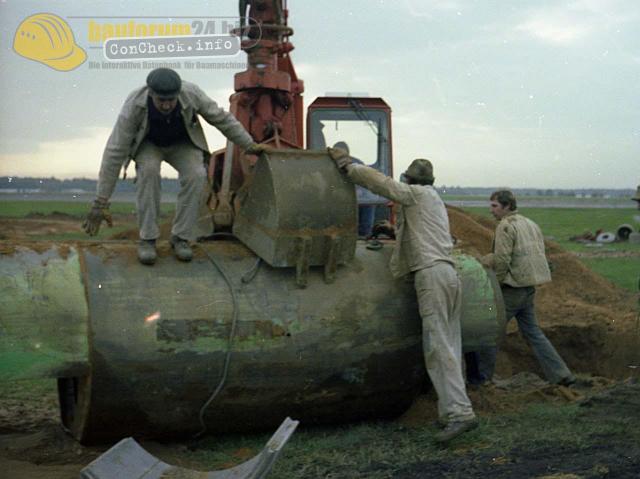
{"left": 3, "top": 376, "right": 640, "bottom": 478}
{"left": 1, "top": 211, "right": 639, "bottom": 478}
{"left": 397, "top": 379, "right": 640, "bottom": 479}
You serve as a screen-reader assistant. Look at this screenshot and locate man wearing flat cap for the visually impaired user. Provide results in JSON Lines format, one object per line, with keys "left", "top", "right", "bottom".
{"left": 84, "top": 68, "right": 268, "bottom": 264}
{"left": 328, "top": 148, "right": 477, "bottom": 443}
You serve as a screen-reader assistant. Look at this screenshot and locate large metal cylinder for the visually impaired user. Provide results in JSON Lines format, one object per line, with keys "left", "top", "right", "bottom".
{"left": 0, "top": 240, "right": 502, "bottom": 443}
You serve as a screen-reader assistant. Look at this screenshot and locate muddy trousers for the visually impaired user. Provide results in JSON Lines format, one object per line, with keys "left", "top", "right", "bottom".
{"left": 134, "top": 140, "right": 207, "bottom": 241}
{"left": 415, "top": 263, "right": 476, "bottom": 423}
{"left": 471, "top": 286, "right": 573, "bottom": 384}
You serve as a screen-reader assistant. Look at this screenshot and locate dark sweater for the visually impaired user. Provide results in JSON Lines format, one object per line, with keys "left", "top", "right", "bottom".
{"left": 146, "top": 96, "right": 189, "bottom": 147}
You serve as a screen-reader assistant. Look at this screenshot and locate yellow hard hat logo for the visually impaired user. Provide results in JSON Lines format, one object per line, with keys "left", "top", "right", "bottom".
{"left": 13, "top": 13, "right": 86, "bottom": 71}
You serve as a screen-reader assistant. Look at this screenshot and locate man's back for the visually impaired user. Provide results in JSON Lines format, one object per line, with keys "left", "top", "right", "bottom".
{"left": 394, "top": 185, "right": 454, "bottom": 275}
{"left": 495, "top": 213, "right": 551, "bottom": 287}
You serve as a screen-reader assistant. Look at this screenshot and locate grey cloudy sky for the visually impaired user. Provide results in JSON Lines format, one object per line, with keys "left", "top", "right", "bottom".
{"left": 0, "top": 0, "right": 638, "bottom": 188}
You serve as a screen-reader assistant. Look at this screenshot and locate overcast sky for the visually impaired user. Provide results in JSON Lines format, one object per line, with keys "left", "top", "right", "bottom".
{"left": 1, "top": 0, "right": 638, "bottom": 188}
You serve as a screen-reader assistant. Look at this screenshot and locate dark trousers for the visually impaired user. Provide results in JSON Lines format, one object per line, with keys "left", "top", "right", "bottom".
{"left": 466, "top": 285, "right": 572, "bottom": 384}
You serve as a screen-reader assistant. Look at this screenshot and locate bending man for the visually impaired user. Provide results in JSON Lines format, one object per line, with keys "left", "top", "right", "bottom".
{"left": 328, "top": 147, "right": 477, "bottom": 443}
{"left": 83, "top": 68, "right": 268, "bottom": 265}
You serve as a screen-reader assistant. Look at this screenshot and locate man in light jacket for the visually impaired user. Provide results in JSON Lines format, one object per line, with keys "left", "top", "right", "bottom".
{"left": 83, "top": 68, "right": 267, "bottom": 264}
{"left": 328, "top": 147, "right": 478, "bottom": 443}
{"left": 471, "top": 190, "right": 576, "bottom": 386}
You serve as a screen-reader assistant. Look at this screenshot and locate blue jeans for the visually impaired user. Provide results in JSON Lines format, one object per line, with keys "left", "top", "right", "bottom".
{"left": 467, "top": 285, "right": 573, "bottom": 384}
{"left": 358, "top": 205, "right": 375, "bottom": 238}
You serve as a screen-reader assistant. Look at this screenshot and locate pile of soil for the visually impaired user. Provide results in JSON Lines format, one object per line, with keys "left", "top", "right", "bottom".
{"left": 399, "top": 371, "right": 615, "bottom": 427}
{"left": 0, "top": 213, "right": 136, "bottom": 240}
{"left": 0, "top": 218, "right": 83, "bottom": 240}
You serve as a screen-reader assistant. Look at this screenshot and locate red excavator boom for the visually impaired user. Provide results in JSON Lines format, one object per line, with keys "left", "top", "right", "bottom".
{"left": 208, "top": 0, "right": 304, "bottom": 229}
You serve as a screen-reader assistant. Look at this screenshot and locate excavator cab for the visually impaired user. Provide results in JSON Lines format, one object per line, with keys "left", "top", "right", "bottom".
{"left": 307, "top": 96, "right": 394, "bottom": 237}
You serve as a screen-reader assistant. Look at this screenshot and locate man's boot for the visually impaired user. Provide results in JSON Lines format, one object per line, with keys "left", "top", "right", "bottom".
{"left": 435, "top": 418, "right": 478, "bottom": 443}
{"left": 138, "top": 239, "right": 157, "bottom": 265}
{"left": 556, "top": 374, "right": 577, "bottom": 386}
{"left": 170, "top": 235, "right": 193, "bottom": 262}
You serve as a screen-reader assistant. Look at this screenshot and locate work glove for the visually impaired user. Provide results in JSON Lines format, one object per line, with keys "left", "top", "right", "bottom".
{"left": 479, "top": 253, "right": 494, "bottom": 269}
{"left": 82, "top": 198, "right": 113, "bottom": 236}
{"left": 245, "top": 143, "right": 273, "bottom": 155}
{"left": 327, "top": 147, "right": 352, "bottom": 170}
{"left": 371, "top": 220, "right": 396, "bottom": 239}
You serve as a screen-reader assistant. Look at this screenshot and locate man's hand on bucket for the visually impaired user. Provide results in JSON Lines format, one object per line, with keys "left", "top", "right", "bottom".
{"left": 245, "top": 143, "right": 274, "bottom": 155}
{"left": 327, "top": 147, "right": 352, "bottom": 170}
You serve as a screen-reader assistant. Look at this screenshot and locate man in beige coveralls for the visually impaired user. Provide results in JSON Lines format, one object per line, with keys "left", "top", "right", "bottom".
{"left": 328, "top": 147, "right": 478, "bottom": 443}
{"left": 83, "top": 68, "right": 268, "bottom": 264}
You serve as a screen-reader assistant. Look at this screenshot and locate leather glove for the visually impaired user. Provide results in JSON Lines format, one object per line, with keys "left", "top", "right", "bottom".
{"left": 327, "top": 147, "right": 352, "bottom": 170}
{"left": 245, "top": 143, "right": 273, "bottom": 155}
{"left": 82, "top": 198, "right": 113, "bottom": 236}
{"left": 479, "top": 253, "right": 494, "bottom": 269}
{"left": 371, "top": 220, "right": 396, "bottom": 239}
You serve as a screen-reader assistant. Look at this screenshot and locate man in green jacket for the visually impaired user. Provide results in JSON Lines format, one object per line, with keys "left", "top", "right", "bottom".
{"left": 471, "top": 190, "right": 575, "bottom": 386}
{"left": 328, "top": 147, "right": 478, "bottom": 443}
{"left": 83, "top": 68, "right": 268, "bottom": 264}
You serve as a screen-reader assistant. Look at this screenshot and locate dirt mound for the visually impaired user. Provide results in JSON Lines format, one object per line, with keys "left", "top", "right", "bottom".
{"left": 0, "top": 218, "right": 82, "bottom": 239}
{"left": 399, "top": 372, "right": 615, "bottom": 428}
{"left": 448, "top": 206, "right": 495, "bottom": 256}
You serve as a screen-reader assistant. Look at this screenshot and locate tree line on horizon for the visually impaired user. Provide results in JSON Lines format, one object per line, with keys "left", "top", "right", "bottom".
{"left": 0, "top": 176, "right": 634, "bottom": 198}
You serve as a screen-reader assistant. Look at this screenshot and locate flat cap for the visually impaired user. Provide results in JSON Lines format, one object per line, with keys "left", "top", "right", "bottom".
{"left": 404, "top": 158, "right": 434, "bottom": 183}
{"left": 146, "top": 68, "right": 182, "bottom": 97}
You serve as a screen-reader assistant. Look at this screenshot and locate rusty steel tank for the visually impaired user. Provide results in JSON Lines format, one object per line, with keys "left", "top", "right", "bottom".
{"left": 0, "top": 152, "right": 504, "bottom": 443}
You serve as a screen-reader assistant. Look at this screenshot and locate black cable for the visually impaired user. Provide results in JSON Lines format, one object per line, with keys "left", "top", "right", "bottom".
{"left": 192, "top": 238, "right": 262, "bottom": 438}
{"left": 193, "top": 245, "right": 240, "bottom": 438}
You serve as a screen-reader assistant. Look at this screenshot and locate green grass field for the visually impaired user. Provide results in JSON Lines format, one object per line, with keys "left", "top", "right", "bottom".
{"left": 462, "top": 206, "right": 640, "bottom": 292}
{"left": 581, "top": 257, "right": 640, "bottom": 293}
{"left": 0, "top": 200, "right": 174, "bottom": 218}
{"left": 462, "top": 206, "right": 639, "bottom": 250}
{"left": 0, "top": 200, "right": 175, "bottom": 241}
{"left": 442, "top": 194, "right": 633, "bottom": 207}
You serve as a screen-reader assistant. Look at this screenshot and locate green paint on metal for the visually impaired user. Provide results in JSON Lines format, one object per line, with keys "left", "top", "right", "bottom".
{"left": 454, "top": 252, "right": 504, "bottom": 351}
{"left": 0, "top": 245, "right": 89, "bottom": 381}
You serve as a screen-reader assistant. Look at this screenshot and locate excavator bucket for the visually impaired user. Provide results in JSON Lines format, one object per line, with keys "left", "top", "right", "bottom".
{"left": 233, "top": 150, "right": 357, "bottom": 284}
{"left": 80, "top": 417, "right": 299, "bottom": 479}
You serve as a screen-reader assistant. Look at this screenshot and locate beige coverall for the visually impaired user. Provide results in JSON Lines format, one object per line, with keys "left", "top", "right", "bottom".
{"left": 96, "top": 81, "right": 254, "bottom": 241}
{"left": 345, "top": 164, "right": 476, "bottom": 423}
